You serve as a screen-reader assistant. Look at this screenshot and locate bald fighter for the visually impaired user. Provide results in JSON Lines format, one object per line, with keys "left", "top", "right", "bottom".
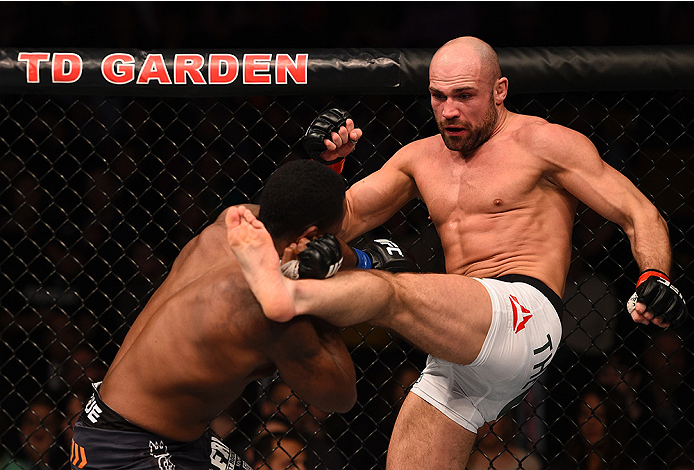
{"left": 227, "top": 37, "right": 688, "bottom": 469}
{"left": 70, "top": 161, "right": 357, "bottom": 470}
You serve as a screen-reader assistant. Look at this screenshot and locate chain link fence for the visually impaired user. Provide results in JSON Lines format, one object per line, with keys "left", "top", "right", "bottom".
{"left": 1, "top": 48, "right": 693, "bottom": 469}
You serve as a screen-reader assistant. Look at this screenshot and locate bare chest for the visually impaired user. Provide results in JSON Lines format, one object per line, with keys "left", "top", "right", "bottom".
{"left": 415, "top": 150, "right": 547, "bottom": 225}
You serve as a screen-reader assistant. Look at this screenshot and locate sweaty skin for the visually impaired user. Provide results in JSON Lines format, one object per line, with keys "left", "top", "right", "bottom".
{"left": 334, "top": 37, "right": 671, "bottom": 326}
{"left": 99, "top": 206, "right": 356, "bottom": 443}
{"left": 230, "top": 36, "right": 674, "bottom": 470}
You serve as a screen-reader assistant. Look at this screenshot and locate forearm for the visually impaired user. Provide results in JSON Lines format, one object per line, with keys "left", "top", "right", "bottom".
{"left": 311, "top": 324, "right": 357, "bottom": 411}
{"left": 276, "top": 322, "right": 357, "bottom": 412}
{"left": 627, "top": 207, "right": 672, "bottom": 274}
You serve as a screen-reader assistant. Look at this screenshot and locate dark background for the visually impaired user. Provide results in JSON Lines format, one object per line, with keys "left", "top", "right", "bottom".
{"left": 2, "top": 2, "right": 693, "bottom": 469}
{"left": 0, "top": 1, "right": 693, "bottom": 49}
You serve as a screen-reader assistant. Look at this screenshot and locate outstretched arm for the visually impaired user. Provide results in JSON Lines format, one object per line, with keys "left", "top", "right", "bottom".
{"left": 544, "top": 124, "right": 682, "bottom": 326}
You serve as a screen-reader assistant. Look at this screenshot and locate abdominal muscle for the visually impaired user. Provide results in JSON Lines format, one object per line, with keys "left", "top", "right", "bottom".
{"left": 435, "top": 201, "right": 574, "bottom": 298}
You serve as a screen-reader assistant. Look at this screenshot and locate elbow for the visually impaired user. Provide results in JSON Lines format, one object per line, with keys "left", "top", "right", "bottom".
{"left": 329, "top": 364, "right": 358, "bottom": 412}
{"left": 324, "top": 367, "right": 358, "bottom": 412}
{"left": 311, "top": 385, "right": 356, "bottom": 414}
{"left": 621, "top": 202, "right": 669, "bottom": 239}
{"left": 329, "top": 383, "right": 357, "bottom": 413}
{"left": 341, "top": 384, "right": 358, "bottom": 412}
{"left": 641, "top": 201, "right": 668, "bottom": 227}
{"left": 656, "top": 210, "right": 669, "bottom": 234}
{"left": 643, "top": 204, "right": 670, "bottom": 239}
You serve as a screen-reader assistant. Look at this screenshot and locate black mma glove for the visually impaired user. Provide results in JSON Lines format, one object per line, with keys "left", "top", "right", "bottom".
{"left": 353, "top": 239, "right": 420, "bottom": 273}
{"left": 303, "top": 108, "right": 354, "bottom": 172}
{"left": 627, "top": 269, "right": 688, "bottom": 327}
{"left": 281, "top": 234, "right": 343, "bottom": 280}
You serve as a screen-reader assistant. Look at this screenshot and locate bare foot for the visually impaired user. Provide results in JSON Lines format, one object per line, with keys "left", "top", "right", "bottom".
{"left": 226, "top": 206, "right": 297, "bottom": 322}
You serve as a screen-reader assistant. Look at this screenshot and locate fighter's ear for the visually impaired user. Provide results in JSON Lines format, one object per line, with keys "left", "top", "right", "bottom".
{"left": 298, "top": 225, "right": 319, "bottom": 241}
{"left": 494, "top": 77, "right": 508, "bottom": 104}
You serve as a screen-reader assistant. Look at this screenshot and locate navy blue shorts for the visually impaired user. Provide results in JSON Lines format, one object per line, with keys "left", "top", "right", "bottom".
{"left": 70, "top": 384, "right": 252, "bottom": 470}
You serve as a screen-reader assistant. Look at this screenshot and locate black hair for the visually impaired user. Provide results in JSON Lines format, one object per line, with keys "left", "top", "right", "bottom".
{"left": 258, "top": 160, "right": 345, "bottom": 240}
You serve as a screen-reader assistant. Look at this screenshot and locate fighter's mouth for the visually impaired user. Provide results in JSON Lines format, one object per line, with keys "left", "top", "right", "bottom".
{"left": 445, "top": 126, "right": 467, "bottom": 135}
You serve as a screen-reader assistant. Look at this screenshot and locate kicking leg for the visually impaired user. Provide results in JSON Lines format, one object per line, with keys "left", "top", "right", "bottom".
{"left": 276, "top": 270, "right": 491, "bottom": 365}
{"left": 225, "top": 206, "right": 297, "bottom": 321}
{"left": 226, "top": 205, "right": 397, "bottom": 325}
{"left": 227, "top": 207, "right": 492, "bottom": 365}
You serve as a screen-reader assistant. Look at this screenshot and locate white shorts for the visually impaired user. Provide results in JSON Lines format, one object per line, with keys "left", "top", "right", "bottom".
{"left": 410, "top": 275, "right": 563, "bottom": 432}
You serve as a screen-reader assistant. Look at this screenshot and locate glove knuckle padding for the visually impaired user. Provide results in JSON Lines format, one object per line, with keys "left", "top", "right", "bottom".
{"left": 297, "top": 234, "right": 343, "bottom": 279}
{"left": 636, "top": 277, "right": 688, "bottom": 326}
{"left": 303, "top": 108, "right": 353, "bottom": 160}
{"left": 363, "top": 239, "right": 419, "bottom": 273}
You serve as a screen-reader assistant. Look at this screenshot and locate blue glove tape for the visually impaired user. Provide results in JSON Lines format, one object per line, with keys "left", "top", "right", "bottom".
{"left": 353, "top": 248, "right": 372, "bottom": 269}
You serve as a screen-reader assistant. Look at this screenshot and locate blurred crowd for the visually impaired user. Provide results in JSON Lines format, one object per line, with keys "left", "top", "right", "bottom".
{"left": 1, "top": 2, "right": 694, "bottom": 468}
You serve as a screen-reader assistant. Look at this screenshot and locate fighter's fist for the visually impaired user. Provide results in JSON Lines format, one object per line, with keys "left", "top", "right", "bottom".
{"left": 627, "top": 270, "right": 688, "bottom": 327}
{"left": 296, "top": 234, "right": 343, "bottom": 279}
{"left": 357, "top": 239, "right": 420, "bottom": 273}
{"left": 303, "top": 108, "right": 362, "bottom": 172}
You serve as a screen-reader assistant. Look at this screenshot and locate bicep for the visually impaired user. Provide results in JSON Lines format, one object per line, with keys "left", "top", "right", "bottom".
{"left": 550, "top": 131, "right": 652, "bottom": 230}
{"left": 341, "top": 150, "right": 418, "bottom": 241}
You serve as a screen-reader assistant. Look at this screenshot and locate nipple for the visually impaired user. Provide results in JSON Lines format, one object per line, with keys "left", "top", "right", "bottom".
{"left": 493, "top": 198, "right": 503, "bottom": 206}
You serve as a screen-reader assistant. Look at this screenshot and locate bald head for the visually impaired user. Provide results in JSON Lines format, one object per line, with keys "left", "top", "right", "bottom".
{"left": 430, "top": 37, "right": 502, "bottom": 88}
{"left": 428, "top": 37, "right": 508, "bottom": 152}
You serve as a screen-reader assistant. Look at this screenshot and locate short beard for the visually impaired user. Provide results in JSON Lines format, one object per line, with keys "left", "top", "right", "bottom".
{"left": 439, "top": 98, "right": 498, "bottom": 152}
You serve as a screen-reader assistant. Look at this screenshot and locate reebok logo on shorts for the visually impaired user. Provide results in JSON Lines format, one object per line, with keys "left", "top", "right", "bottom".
{"left": 509, "top": 295, "right": 533, "bottom": 333}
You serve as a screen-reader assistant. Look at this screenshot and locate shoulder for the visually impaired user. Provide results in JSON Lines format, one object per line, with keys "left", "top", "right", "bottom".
{"left": 403, "top": 134, "right": 445, "bottom": 154}
{"left": 386, "top": 135, "right": 445, "bottom": 169}
{"left": 512, "top": 114, "right": 588, "bottom": 147}
{"left": 509, "top": 113, "right": 599, "bottom": 168}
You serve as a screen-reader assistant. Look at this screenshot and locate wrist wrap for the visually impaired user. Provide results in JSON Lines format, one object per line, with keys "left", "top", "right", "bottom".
{"left": 637, "top": 269, "right": 669, "bottom": 286}
{"left": 353, "top": 248, "right": 373, "bottom": 269}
